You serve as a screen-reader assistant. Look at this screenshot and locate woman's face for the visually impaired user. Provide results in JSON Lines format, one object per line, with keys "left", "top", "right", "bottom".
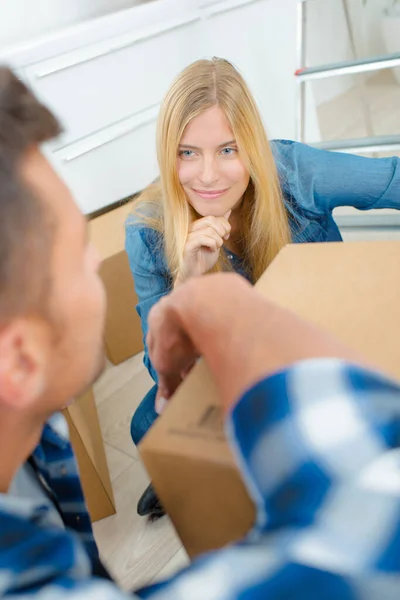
{"left": 177, "top": 105, "right": 250, "bottom": 217}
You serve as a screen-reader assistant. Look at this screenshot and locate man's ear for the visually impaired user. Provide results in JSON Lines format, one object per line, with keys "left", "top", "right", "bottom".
{"left": 0, "top": 318, "right": 49, "bottom": 410}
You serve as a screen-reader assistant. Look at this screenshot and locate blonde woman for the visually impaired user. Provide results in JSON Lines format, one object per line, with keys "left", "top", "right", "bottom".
{"left": 125, "top": 57, "right": 400, "bottom": 517}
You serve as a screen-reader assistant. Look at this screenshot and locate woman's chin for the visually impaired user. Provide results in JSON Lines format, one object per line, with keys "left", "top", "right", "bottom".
{"left": 190, "top": 202, "right": 230, "bottom": 218}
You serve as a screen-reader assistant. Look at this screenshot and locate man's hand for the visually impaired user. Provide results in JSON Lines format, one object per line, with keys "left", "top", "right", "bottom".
{"left": 147, "top": 274, "right": 255, "bottom": 412}
{"left": 147, "top": 273, "right": 366, "bottom": 415}
{"left": 147, "top": 295, "right": 198, "bottom": 412}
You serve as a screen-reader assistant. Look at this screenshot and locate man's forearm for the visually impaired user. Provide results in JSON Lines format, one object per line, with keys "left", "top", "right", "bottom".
{"left": 175, "top": 274, "right": 366, "bottom": 413}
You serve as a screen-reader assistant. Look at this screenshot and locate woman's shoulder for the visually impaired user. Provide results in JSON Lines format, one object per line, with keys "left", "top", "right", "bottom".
{"left": 270, "top": 138, "right": 299, "bottom": 164}
{"left": 271, "top": 138, "right": 324, "bottom": 163}
{"left": 125, "top": 222, "right": 163, "bottom": 250}
{"left": 270, "top": 139, "right": 317, "bottom": 196}
{"left": 125, "top": 221, "right": 168, "bottom": 276}
{"left": 126, "top": 181, "right": 164, "bottom": 239}
{"left": 271, "top": 138, "right": 338, "bottom": 172}
{"left": 270, "top": 138, "right": 295, "bottom": 148}
{"left": 126, "top": 181, "right": 163, "bottom": 225}
{"left": 125, "top": 184, "right": 167, "bottom": 272}
{"left": 270, "top": 139, "right": 296, "bottom": 151}
{"left": 270, "top": 139, "right": 298, "bottom": 195}
{"left": 270, "top": 139, "right": 302, "bottom": 187}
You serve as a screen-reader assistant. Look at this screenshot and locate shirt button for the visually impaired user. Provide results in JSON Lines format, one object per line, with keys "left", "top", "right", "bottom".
{"left": 228, "top": 254, "right": 233, "bottom": 260}
{"left": 60, "top": 465, "right": 67, "bottom": 476}
{"left": 76, "top": 516, "right": 80, "bottom": 522}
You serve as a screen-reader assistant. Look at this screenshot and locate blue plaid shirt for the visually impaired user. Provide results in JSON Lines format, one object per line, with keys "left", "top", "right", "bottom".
{"left": 2, "top": 358, "right": 400, "bottom": 598}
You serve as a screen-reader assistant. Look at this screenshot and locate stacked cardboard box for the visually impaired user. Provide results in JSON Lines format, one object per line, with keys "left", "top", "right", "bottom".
{"left": 89, "top": 203, "right": 144, "bottom": 364}
{"left": 65, "top": 203, "right": 144, "bottom": 522}
{"left": 64, "top": 388, "right": 115, "bottom": 522}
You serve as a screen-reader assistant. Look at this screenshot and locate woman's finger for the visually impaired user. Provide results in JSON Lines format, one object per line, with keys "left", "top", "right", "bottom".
{"left": 186, "top": 232, "right": 223, "bottom": 253}
{"left": 187, "top": 226, "right": 224, "bottom": 246}
{"left": 155, "top": 393, "right": 168, "bottom": 415}
{"left": 180, "top": 358, "right": 197, "bottom": 380}
{"left": 190, "top": 216, "right": 231, "bottom": 239}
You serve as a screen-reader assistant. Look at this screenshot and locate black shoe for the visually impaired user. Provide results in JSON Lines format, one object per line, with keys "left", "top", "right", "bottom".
{"left": 137, "top": 483, "right": 165, "bottom": 520}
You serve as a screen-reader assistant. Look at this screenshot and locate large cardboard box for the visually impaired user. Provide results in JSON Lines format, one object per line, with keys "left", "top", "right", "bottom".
{"left": 140, "top": 240, "right": 400, "bottom": 558}
{"left": 89, "top": 204, "right": 143, "bottom": 365}
{"left": 64, "top": 387, "right": 116, "bottom": 522}
{"left": 67, "top": 203, "right": 142, "bottom": 523}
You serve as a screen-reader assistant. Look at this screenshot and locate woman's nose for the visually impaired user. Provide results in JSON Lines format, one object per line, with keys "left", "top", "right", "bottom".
{"left": 199, "top": 156, "right": 219, "bottom": 186}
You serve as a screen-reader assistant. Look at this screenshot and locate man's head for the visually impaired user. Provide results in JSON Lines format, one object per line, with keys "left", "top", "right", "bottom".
{"left": 0, "top": 68, "right": 106, "bottom": 440}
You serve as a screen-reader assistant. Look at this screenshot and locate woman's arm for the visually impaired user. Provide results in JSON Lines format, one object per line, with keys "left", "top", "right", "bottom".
{"left": 273, "top": 139, "right": 400, "bottom": 214}
{"left": 125, "top": 224, "right": 172, "bottom": 382}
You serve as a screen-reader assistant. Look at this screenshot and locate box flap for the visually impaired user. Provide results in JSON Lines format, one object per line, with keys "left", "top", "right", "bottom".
{"left": 89, "top": 204, "right": 131, "bottom": 261}
{"left": 66, "top": 389, "right": 115, "bottom": 519}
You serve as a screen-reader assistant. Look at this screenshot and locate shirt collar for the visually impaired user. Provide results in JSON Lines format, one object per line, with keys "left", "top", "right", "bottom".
{"left": 40, "top": 412, "right": 70, "bottom": 450}
{"left": 0, "top": 491, "right": 50, "bottom": 523}
{"left": 0, "top": 414, "right": 72, "bottom": 536}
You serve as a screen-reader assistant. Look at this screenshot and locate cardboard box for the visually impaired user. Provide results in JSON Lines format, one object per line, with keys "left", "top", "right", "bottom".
{"left": 140, "top": 240, "right": 400, "bottom": 558}
{"left": 89, "top": 204, "right": 143, "bottom": 365}
{"left": 59, "top": 204, "right": 140, "bottom": 523}
{"left": 64, "top": 387, "right": 116, "bottom": 522}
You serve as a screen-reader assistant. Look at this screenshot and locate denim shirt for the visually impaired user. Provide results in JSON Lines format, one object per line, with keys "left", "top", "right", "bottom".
{"left": 125, "top": 139, "right": 400, "bottom": 381}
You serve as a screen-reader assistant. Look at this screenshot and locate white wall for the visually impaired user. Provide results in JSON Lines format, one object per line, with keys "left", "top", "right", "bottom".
{"left": 307, "top": 0, "right": 388, "bottom": 107}
{"left": 0, "top": 0, "right": 149, "bottom": 48}
{"left": 0, "top": 0, "right": 322, "bottom": 212}
{"left": 359, "top": 0, "right": 390, "bottom": 57}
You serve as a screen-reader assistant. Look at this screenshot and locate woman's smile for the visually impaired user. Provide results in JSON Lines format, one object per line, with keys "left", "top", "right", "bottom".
{"left": 192, "top": 188, "right": 229, "bottom": 200}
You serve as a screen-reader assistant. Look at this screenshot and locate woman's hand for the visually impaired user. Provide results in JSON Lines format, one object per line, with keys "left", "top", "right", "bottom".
{"left": 175, "top": 211, "right": 231, "bottom": 285}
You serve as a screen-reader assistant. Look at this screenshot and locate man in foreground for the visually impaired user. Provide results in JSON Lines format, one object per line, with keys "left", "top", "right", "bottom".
{"left": 1, "top": 66, "right": 400, "bottom": 599}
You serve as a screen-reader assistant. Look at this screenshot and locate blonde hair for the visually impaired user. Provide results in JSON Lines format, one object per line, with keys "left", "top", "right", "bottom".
{"left": 132, "top": 57, "right": 291, "bottom": 282}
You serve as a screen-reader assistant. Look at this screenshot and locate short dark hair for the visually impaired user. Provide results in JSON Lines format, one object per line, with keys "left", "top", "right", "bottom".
{"left": 0, "top": 67, "right": 61, "bottom": 324}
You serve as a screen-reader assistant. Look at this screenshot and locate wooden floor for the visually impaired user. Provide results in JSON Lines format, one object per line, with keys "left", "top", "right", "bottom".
{"left": 91, "top": 73, "right": 400, "bottom": 592}
{"left": 92, "top": 353, "right": 188, "bottom": 592}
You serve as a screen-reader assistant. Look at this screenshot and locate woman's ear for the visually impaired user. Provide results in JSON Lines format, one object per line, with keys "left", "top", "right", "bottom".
{"left": 0, "top": 318, "right": 49, "bottom": 410}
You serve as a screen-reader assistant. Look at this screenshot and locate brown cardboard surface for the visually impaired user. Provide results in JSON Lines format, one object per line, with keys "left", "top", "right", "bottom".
{"left": 140, "top": 240, "right": 400, "bottom": 558}
{"left": 256, "top": 241, "right": 400, "bottom": 381}
{"left": 141, "top": 361, "right": 255, "bottom": 558}
{"left": 89, "top": 204, "right": 131, "bottom": 262}
{"left": 64, "top": 388, "right": 116, "bottom": 523}
{"left": 89, "top": 204, "right": 143, "bottom": 364}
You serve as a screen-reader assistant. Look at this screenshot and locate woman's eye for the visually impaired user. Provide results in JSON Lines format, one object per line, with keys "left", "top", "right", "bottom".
{"left": 221, "top": 147, "right": 237, "bottom": 156}
{"left": 179, "top": 150, "right": 195, "bottom": 158}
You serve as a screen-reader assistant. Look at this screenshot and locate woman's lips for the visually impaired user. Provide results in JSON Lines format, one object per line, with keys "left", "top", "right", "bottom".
{"left": 192, "top": 188, "right": 229, "bottom": 199}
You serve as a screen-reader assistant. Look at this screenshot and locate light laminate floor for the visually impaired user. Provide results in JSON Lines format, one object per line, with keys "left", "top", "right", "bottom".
{"left": 92, "top": 354, "right": 189, "bottom": 592}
